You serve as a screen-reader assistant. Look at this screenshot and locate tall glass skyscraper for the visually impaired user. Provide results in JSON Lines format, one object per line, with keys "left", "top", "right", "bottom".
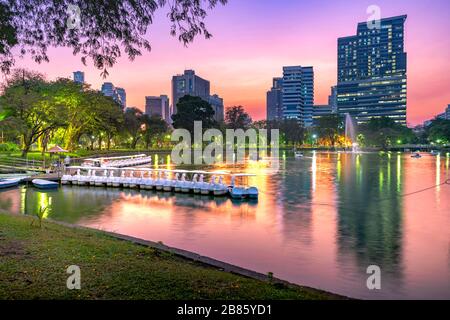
{"left": 337, "top": 15, "right": 407, "bottom": 125}
{"left": 266, "top": 77, "right": 283, "bottom": 121}
{"left": 282, "top": 66, "right": 314, "bottom": 127}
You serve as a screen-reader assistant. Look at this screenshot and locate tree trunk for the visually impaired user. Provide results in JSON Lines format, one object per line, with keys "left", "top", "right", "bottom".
{"left": 21, "top": 134, "right": 33, "bottom": 157}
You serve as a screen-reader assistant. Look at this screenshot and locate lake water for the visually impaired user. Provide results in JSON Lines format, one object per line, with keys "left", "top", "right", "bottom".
{"left": 1, "top": 151, "right": 449, "bottom": 299}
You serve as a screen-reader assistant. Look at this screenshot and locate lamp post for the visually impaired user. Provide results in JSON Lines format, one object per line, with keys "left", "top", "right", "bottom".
{"left": 312, "top": 134, "right": 317, "bottom": 148}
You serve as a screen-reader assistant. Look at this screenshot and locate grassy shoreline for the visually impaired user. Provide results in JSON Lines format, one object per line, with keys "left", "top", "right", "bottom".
{"left": 0, "top": 213, "right": 342, "bottom": 300}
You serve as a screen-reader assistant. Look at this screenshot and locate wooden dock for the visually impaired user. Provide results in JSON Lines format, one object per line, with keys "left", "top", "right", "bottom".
{"left": 21, "top": 174, "right": 61, "bottom": 183}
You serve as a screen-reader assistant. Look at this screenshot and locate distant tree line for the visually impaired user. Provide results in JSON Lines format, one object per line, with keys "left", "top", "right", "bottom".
{"left": 0, "top": 69, "right": 169, "bottom": 156}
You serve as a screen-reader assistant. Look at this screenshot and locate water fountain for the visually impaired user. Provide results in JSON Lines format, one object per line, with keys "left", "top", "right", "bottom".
{"left": 344, "top": 113, "right": 359, "bottom": 153}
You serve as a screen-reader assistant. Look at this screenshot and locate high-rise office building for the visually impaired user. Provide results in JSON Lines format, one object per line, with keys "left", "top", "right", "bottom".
{"left": 101, "top": 82, "right": 117, "bottom": 99}
{"left": 337, "top": 15, "right": 407, "bottom": 125}
{"left": 313, "top": 105, "right": 333, "bottom": 125}
{"left": 328, "top": 86, "right": 337, "bottom": 114}
{"left": 172, "top": 70, "right": 210, "bottom": 114}
{"left": 73, "top": 71, "right": 84, "bottom": 84}
{"left": 116, "top": 87, "right": 126, "bottom": 109}
{"left": 208, "top": 94, "right": 224, "bottom": 122}
{"left": 446, "top": 105, "right": 450, "bottom": 120}
{"left": 282, "top": 66, "right": 314, "bottom": 127}
{"left": 266, "top": 77, "right": 283, "bottom": 121}
{"left": 101, "top": 82, "right": 126, "bottom": 109}
{"left": 145, "top": 95, "right": 171, "bottom": 124}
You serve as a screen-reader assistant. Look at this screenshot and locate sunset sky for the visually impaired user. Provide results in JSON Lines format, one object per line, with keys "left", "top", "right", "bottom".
{"left": 7, "top": 0, "right": 450, "bottom": 126}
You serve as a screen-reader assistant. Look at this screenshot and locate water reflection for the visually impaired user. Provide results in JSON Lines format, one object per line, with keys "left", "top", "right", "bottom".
{"left": 0, "top": 152, "right": 449, "bottom": 299}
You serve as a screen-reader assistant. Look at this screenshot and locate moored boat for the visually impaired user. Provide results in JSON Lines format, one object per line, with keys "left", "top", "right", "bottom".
{"left": 32, "top": 179, "right": 59, "bottom": 189}
{"left": 0, "top": 178, "right": 21, "bottom": 189}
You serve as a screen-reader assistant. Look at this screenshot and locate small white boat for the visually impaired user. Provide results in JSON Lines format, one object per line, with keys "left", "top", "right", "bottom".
{"left": 193, "top": 174, "right": 203, "bottom": 194}
{"left": 189, "top": 173, "right": 198, "bottom": 193}
{"left": 229, "top": 185, "right": 247, "bottom": 199}
{"left": 89, "top": 170, "right": 97, "bottom": 186}
{"left": 163, "top": 171, "right": 173, "bottom": 192}
{"left": 173, "top": 173, "right": 182, "bottom": 192}
{"left": 32, "top": 179, "right": 59, "bottom": 189}
{"left": 200, "top": 175, "right": 216, "bottom": 195}
{"left": 129, "top": 171, "right": 139, "bottom": 189}
{"left": 155, "top": 172, "right": 164, "bottom": 191}
{"left": 114, "top": 171, "right": 125, "bottom": 188}
{"left": 61, "top": 174, "right": 71, "bottom": 185}
{"left": 95, "top": 170, "right": 108, "bottom": 187}
{"left": 141, "top": 171, "right": 154, "bottom": 190}
{"left": 78, "top": 169, "right": 90, "bottom": 186}
{"left": 122, "top": 171, "right": 133, "bottom": 188}
{"left": 430, "top": 150, "right": 440, "bottom": 156}
{"left": 294, "top": 151, "right": 304, "bottom": 158}
{"left": 213, "top": 176, "right": 228, "bottom": 196}
{"left": 247, "top": 186, "right": 259, "bottom": 199}
{"left": 229, "top": 174, "right": 257, "bottom": 200}
{"left": 72, "top": 169, "right": 81, "bottom": 185}
{"left": 106, "top": 170, "right": 115, "bottom": 187}
{"left": 181, "top": 173, "right": 191, "bottom": 193}
{"left": 0, "top": 178, "right": 21, "bottom": 189}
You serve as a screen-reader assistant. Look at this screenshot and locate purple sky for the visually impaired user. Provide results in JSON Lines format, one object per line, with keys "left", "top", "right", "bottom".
{"left": 8, "top": 0, "right": 450, "bottom": 125}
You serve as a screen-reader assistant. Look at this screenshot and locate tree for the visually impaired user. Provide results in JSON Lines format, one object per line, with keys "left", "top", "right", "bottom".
{"left": 315, "top": 114, "right": 343, "bottom": 147}
{"left": 358, "top": 117, "right": 416, "bottom": 149}
{"left": 123, "top": 107, "right": 145, "bottom": 149}
{"left": 279, "top": 119, "right": 304, "bottom": 146}
{"left": 426, "top": 119, "right": 450, "bottom": 144}
{"left": 142, "top": 115, "right": 169, "bottom": 149}
{"left": 225, "top": 106, "right": 252, "bottom": 130}
{"left": 0, "top": 69, "right": 66, "bottom": 156}
{"left": 171, "top": 95, "right": 216, "bottom": 135}
{"left": 0, "top": 0, "right": 227, "bottom": 75}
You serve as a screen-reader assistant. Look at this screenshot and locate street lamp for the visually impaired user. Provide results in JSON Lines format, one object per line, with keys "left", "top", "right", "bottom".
{"left": 312, "top": 134, "right": 317, "bottom": 148}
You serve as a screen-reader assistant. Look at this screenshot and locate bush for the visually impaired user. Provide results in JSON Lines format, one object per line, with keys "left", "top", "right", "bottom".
{"left": 0, "top": 142, "right": 20, "bottom": 152}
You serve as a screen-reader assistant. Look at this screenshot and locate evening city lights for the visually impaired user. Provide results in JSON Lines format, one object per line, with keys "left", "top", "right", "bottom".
{"left": 0, "top": 0, "right": 449, "bottom": 314}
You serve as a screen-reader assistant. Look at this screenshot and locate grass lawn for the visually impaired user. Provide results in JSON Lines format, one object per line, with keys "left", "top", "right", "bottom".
{"left": 0, "top": 213, "right": 340, "bottom": 300}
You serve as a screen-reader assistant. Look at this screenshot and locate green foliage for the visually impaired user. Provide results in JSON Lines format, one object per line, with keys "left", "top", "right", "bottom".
{"left": 172, "top": 95, "right": 217, "bottom": 135}
{"left": 0, "top": 70, "right": 125, "bottom": 155}
{"left": 0, "top": 142, "right": 20, "bottom": 151}
{"left": 315, "top": 114, "right": 344, "bottom": 146}
{"left": 358, "top": 117, "right": 416, "bottom": 148}
{"left": 0, "top": 214, "right": 339, "bottom": 300}
{"left": 225, "top": 105, "right": 252, "bottom": 130}
{"left": 279, "top": 119, "right": 305, "bottom": 145}
{"left": 31, "top": 205, "right": 47, "bottom": 228}
{"left": 426, "top": 119, "right": 450, "bottom": 144}
{"left": 142, "top": 115, "right": 169, "bottom": 149}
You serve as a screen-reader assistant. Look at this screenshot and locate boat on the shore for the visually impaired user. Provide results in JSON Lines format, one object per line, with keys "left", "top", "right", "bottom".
{"left": 32, "top": 179, "right": 59, "bottom": 189}
{"left": 0, "top": 178, "right": 22, "bottom": 189}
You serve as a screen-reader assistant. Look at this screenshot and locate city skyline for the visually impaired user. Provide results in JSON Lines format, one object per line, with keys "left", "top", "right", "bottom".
{"left": 5, "top": 0, "right": 449, "bottom": 126}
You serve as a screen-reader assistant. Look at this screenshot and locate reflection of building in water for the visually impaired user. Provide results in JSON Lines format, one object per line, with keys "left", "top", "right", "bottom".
{"left": 276, "top": 156, "right": 314, "bottom": 244}
{"left": 336, "top": 153, "right": 403, "bottom": 281}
